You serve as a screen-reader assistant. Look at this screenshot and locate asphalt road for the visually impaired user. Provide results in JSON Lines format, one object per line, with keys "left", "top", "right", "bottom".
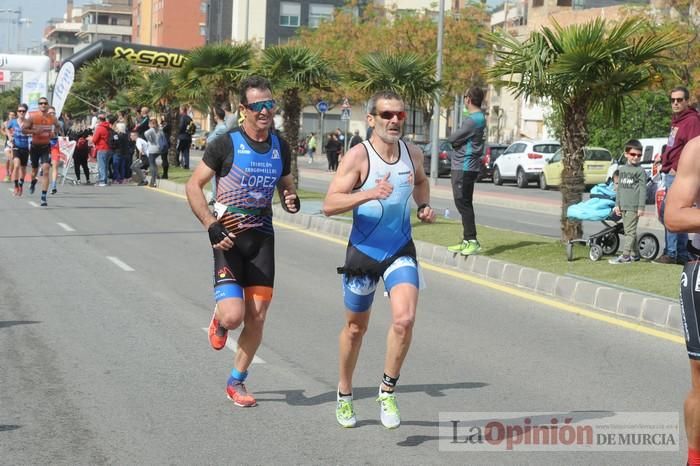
{"left": 0, "top": 182, "right": 686, "bottom": 465}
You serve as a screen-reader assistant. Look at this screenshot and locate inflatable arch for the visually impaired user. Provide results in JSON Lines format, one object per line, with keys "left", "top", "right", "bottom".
{"left": 0, "top": 53, "right": 51, "bottom": 111}
{"left": 53, "top": 40, "right": 188, "bottom": 116}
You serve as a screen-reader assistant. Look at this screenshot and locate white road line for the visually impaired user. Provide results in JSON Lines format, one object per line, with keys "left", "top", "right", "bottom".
{"left": 200, "top": 328, "right": 266, "bottom": 364}
{"left": 28, "top": 201, "right": 39, "bottom": 207}
{"left": 106, "top": 256, "right": 135, "bottom": 272}
{"left": 57, "top": 222, "right": 75, "bottom": 232}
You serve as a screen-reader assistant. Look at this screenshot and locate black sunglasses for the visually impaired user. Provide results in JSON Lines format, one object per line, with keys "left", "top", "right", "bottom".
{"left": 38, "top": 101, "right": 49, "bottom": 105}
{"left": 670, "top": 97, "right": 686, "bottom": 103}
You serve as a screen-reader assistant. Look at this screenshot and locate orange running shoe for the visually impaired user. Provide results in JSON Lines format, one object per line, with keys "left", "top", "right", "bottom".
{"left": 226, "top": 381, "right": 257, "bottom": 407}
{"left": 208, "top": 309, "right": 228, "bottom": 350}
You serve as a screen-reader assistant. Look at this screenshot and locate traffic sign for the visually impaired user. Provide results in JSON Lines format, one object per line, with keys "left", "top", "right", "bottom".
{"left": 340, "top": 108, "right": 351, "bottom": 120}
{"left": 316, "top": 100, "right": 328, "bottom": 114}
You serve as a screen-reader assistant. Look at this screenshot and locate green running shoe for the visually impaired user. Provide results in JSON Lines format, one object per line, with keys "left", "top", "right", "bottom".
{"left": 377, "top": 389, "right": 400, "bottom": 429}
{"left": 447, "top": 240, "right": 469, "bottom": 253}
{"left": 336, "top": 394, "right": 356, "bottom": 428}
{"left": 461, "top": 240, "right": 481, "bottom": 256}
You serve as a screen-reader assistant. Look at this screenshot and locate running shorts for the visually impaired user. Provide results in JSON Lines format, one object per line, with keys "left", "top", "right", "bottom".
{"left": 13, "top": 147, "right": 29, "bottom": 167}
{"left": 212, "top": 229, "right": 275, "bottom": 301}
{"left": 342, "top": 256, "right": 420, "bottom": 312}
{"left": 30, "top": 144, "right": 50, "bottom": 168}
{"left": 680, "top": 260, "right": 700, "bottom": 359}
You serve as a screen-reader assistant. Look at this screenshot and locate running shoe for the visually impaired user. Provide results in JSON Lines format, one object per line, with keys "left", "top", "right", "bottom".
{"left": 226, "top": 381, "right": 257, "bottom": 407}
{"left": 40, "top": 199, "right": 47, "bottom": 207}
{"left": 377, "top": 389, "right": 400, "bottom": 429}
{"left": 208, "top": 308, "right": 227, "bottom": 350}
{"left": 461, "top": 240, "right": 481, "bottom": 256}
{"left": 3, "top": 175, "right": 9, "bottom": 183}
{"left": 447, "top": 240, "right": 468, "bottom": 253}
{"left": 51, "top": 187, "right": 57, "bottom": 195}
{"left": 29, "top": 180, "right": 36, "bottom": 194}
{"left": 336, "top": 392, "right": 357, "bottom": 428}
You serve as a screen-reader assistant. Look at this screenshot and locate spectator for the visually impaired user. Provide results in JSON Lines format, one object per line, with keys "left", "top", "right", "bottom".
{"left": 134, "top": 106, "right": 150, "bottom": 138}
{"left": 307, "top": 132, "right": 316, "bottom": 164}
{"left": 69, "top": 127, "right": 91, "bottom": 185}
{"left": 656, "top": 86, "right": 700, "bottom": 264}
{"left": 325, "top": 133, "right": 342, "bottom": 172}
{"left": 223, "top": 101, "right": 238, "bottom": 130}
{"left": 145, "top": 118, "right": 168, "bottom": 186}
{"left": 609, "top": 140, "right": 647, "bottom": 264}
{"left": 349, "top": 130, "right": 363, "bottom": 148}
{"left": 91, "top": 113, "right": 111, "bottom": 186}
{"left": 177, "top": 105, "right": 193, "bottom": 169}
{"left": 130, "top": 130, "right": 149, "bottom": 186}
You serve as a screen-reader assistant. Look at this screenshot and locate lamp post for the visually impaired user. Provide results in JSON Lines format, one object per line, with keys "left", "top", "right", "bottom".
{"left": 429, "top": 0, "right": 445, "bottom": 186}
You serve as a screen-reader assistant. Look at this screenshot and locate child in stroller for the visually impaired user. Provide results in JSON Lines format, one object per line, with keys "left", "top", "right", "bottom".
{"left": 565, "top": 177, "right": 660, "bottom": 261}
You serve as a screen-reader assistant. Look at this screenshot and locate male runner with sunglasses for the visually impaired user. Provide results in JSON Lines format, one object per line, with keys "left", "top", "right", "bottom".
{"left": 22, "top": 97, "right": 57, "bottom": 207}
{"left": 186, "top": 76, "right": 300, "bottom": 407}
{"left": 323, "top": 90, "right": 435, "bottom": 429}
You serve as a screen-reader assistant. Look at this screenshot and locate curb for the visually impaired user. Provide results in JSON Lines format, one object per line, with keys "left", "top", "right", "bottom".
{"left": 271, "top": 206, "right": 681, "bottom": 336}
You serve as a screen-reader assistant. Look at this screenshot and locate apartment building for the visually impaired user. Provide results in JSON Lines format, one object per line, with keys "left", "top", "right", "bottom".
{"left": 133, "top": 0, "right": 207, "bottom": 50}
{"left": 76, "top": 0, "right": 133, "bottom": 44}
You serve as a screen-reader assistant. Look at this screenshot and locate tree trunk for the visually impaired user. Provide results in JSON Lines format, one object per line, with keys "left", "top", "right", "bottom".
{"left": 560, "top": 106, "right": 589, "bottom": 242}
{"left": 281, "top": 89, "right": 301, "bottom": 188}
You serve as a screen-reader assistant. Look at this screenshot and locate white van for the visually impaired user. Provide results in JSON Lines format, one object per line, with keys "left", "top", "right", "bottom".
{"left": 605, "top": 137, "right": 667, "bottom": 182}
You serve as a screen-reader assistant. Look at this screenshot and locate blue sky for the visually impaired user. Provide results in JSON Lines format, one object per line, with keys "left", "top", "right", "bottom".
{"left": 0, "top": 0, "right": 89, "bottom": 53}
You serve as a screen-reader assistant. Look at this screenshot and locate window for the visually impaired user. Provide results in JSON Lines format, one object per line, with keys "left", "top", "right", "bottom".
{"left": 556, "top": 0, "right": 572, "bottom": 5}
{"left": 532, "top": 0, "right": 544, "bottom": 6}
{"left": 309, "top": 3, "right": 334, "bottom": 28}
{"left": 200, "top": 25, "right": 207, "bottom": 36}
{"left": 280, "top": 2, "right": 300, "bottom": 27}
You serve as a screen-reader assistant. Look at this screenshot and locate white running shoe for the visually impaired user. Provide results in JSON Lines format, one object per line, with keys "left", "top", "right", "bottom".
{"left": 336, "top": 392, "right": 356, "bottom": 428}
{"left": 377, "top": 388, "right": 400, "bottom": 429}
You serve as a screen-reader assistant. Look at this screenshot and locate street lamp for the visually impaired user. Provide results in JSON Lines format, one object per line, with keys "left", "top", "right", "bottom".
{"left": 429, "top": 0, "right": 445, "bottom": 186}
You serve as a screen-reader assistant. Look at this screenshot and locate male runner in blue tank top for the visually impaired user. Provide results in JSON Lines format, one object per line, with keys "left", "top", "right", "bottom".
{"left": 186, "top": 76, "right": 300, "bottom": 408}
{"left": 323, "top": 90, "right": 436, "bottom": 429}
{"left": 665, "top": 136, "right": 700, "bottom": 466}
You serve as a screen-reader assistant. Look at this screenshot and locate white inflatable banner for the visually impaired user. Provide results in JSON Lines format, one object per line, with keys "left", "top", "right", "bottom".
{"left": 52, "top": 62, "right": 75, "bottom": 118}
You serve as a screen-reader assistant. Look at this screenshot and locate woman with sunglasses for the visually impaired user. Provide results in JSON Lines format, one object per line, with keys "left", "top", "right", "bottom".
{"left": 9, "top": 103, "right": 30, "bottom": 196}
{"left": 186, "top": 76, "right": 300, "bottom": 408}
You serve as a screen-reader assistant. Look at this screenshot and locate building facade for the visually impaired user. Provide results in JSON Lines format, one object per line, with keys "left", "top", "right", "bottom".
{"left": 134, "top": 0, "right": 206, "bottom": 49}
{"left": 76, "top": 0, "right": 133, "bottom": 44}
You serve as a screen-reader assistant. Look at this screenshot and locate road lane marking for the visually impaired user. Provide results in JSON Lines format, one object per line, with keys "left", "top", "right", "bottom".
{"left": 106, "top": 256, "right": 135, "bottom": 272}
{"left": 200, "top": 328, "right": 265, "bottom": 363}
{"left": 57, "top": 222, "right": 75, "bottom": 232}
{"left": 155, "top": 189, "right": 684, "bottom": 345}
{"left": 28, "top": 201, "right": 39, "bottom": 207}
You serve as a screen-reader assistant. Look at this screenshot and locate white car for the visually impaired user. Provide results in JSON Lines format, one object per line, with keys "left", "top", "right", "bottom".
{"left": 604, "top": 137, "right": 667, "bottom": 183}
{"left": 493, "top": 139, "right": 561, "bottom": 188}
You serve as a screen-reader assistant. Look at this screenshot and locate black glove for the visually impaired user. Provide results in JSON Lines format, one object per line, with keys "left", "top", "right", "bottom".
{"left": 282, "top": 194, "right": 301, "bottom": 213}
{"left": 208, "top": 222, "right": 231, "bottom": 246}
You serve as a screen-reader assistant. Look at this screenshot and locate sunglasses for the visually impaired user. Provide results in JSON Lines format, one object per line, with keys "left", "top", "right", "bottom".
{"left": 627, "top": 152, "right": 642, "bottom": 157}
{"left": 372, "top": 110, "right": 407, "bottom": 121}
{"left": 17, "top": 110, "right": 25, "bottom": 113}
{"left": 38, "top": 101, "right": 49, "bottom": 105}
{"left": 670, "top": 97, "right": 686, "bottom": 103}
{"left": 244, "top": 99, "right": 276, "bottom": 112}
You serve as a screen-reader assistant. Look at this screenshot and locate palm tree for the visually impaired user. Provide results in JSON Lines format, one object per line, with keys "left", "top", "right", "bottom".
{"left": 485, "top": 18, "right": 681, "bottom": 241}
{"left": 64, "top": 57, "right": 137, "bottom": 117}
{"left": 174, "top": 43, "right": 253, "bottom": 114}
{"left": 348, "top": 52, "right": 440, "bottom": 138}
{"left": 258, "top": 45, "right": 334, "bottom": 187}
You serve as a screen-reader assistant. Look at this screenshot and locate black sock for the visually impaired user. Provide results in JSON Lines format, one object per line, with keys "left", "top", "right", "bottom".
{"left": 14, "top": 180, "right": 18, "bottom": 187}
{"left": 338, "top": 391, "right": 352, "bottom": 397}
{"left": 31, "top": 178, "right": 37, "bottom": 186}
{"left": 19, "top": 180, "right": 23, "bottom": 186}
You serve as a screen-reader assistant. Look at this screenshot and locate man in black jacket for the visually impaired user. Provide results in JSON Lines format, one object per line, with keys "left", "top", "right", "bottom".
{"left": 177, "top": 105, "right": 193, "bottom": 169}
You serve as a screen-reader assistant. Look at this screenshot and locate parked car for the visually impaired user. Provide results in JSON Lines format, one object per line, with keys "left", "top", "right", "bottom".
{"left": 604, "top": 137, "right": 667, "bottom": 183}
{"left": 492, "top": 139, "right": 561, "bottom": 188}
{"left": 421, "top": 139, "right": 451, "bottom": 177}
{"left": 191, "top": 131, "right": 208, "bottom": 150}
{"left": 539, "top": 147, "right": 612, "bottom": 190}
{"left": 477, "top": 143, "right": 508, "bottom": 181}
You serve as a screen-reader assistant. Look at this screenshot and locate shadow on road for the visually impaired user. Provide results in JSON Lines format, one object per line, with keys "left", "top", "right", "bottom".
{"left": 0, "top": 320, "right": 41, "bottom": 329}
{"left": 255, "top": 381, "right": 488, "bottom": 406}
{"left": 0, "top": 424, "right": 21, "bottom": 432}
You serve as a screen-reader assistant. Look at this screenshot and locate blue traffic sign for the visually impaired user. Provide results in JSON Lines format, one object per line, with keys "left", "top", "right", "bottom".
{"left": 316, "top": 101, "right": 329, "bottom": 113}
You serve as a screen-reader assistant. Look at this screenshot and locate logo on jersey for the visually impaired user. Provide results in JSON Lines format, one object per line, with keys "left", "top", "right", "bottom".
{"left": 238, "top": 143, "right": 251, "bottom": 154}
{"left": 217, "top": 266, "right": 235, "bottom": 282}
{"left": 272, "top": 148, "right": 280, "bottom": 159}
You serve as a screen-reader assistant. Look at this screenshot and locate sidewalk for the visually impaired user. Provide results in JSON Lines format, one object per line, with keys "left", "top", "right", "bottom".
{"left": 157, "top": 171, "right": 681, "bottom": 337}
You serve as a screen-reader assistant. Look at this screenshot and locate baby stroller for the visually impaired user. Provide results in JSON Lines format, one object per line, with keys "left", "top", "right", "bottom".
{"left": 565, "top": 182, "right": 660, "bottom": 262}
